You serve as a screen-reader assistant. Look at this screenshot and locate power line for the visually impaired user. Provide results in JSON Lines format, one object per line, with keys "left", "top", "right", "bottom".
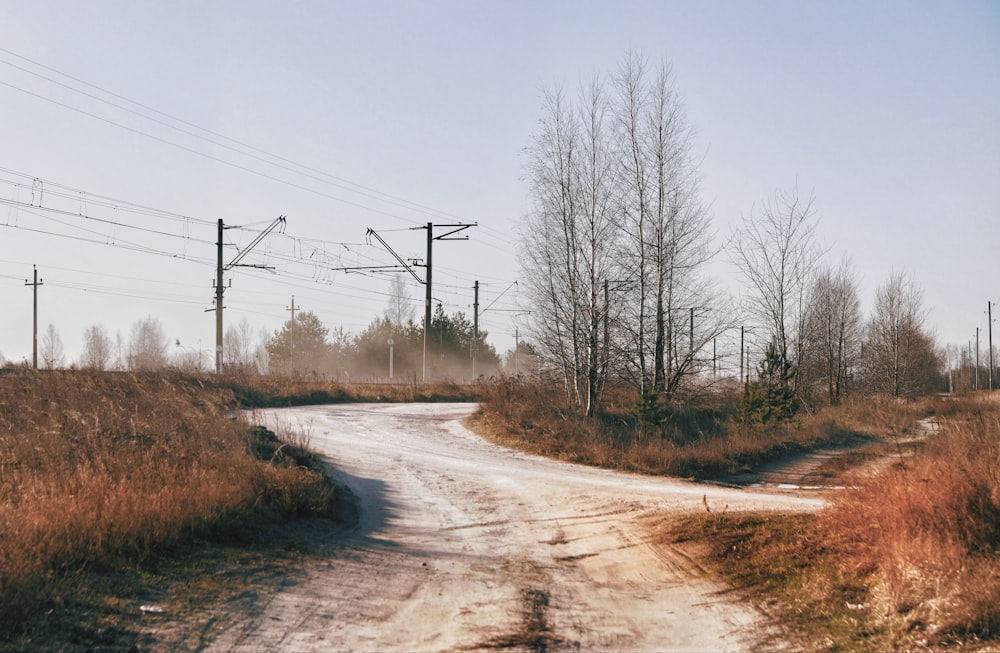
{"left": 0, "top": 47, "right": 479, "bottom": 225}
{"left": 0, "top": 49, "right": 521, "bottom": 258}
{"left": 1, "top": 219, "right": 214, "bottom": 266}
{"left": 0, "top": 166, "right": 217, "bottom": 226}
{"left": 0, "top": 196, "right": 216, "bottom": 245}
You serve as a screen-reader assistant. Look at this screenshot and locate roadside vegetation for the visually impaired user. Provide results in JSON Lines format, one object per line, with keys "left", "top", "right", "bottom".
{"left": 473, "top": 375, "right": 925, "bottom": 480}
{"left": 215, "top": 372, "right": 475, "bottom": 407}
{"left": 2, "top": 360, "right": 993, "bottom": 652}
{"left": 659, "top": 393, "right": 1000, "bottom": 652}
{"left": 0, "top": 368, "right": 477, "bottom": 649}
{"left": 476, "top": 378, "right": 1000, "bottom": 650}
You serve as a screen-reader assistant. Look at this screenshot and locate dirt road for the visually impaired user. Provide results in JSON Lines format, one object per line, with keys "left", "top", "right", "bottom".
{"left": 206, "top": 403, "right": 823, "bottom": 652}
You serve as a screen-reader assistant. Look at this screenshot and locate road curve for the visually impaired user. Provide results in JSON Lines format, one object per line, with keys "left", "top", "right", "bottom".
{"left": 207, "top": 403, "right": 822, "bottom": 652}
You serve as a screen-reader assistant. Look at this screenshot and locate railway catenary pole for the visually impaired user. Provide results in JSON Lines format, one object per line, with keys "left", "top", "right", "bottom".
{"left": 210, "top": 216, "right": 285, "bottom": 374}
{"left": 423, "top": 223, "right": 432, "bottom": 382}
{"left": 472, "top": 280, "right": 479, "bottom": 380}
{"left": 215, "top": 219, "right": 224, "bottom": 373}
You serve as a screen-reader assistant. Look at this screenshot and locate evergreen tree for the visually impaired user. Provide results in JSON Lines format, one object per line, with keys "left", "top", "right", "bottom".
{"left": 266, "top": 311, "right": 330, "bottom": 374}
{"left": 740, "top": 339, "right": 799, "bottom": 424}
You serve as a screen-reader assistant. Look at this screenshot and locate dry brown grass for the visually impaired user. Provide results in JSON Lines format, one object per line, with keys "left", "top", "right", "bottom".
{"left": 472, "top": 376, "right": 905, "bottom": 478}
{"left": 664, "top": 393, "right": 1000, "bottom": 651}
{"left": 477, "top": 378, "right": 999, "bottom": 648}
{"left": 0, "top": 369, "right": 338, "bottom": 644}
{"left": 216, "top": 372, "right": 475, "bottom": 407}
{"left": 825, "top": 397, "right": 1000, "bottom": 646}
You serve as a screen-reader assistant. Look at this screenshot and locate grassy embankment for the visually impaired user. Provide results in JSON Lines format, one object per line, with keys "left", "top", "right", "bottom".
{"left": 475, "top": 377, "right": 999, "bottom": 650}
{"left": 666, "top": 397, "right": 1000, "bottom": 651}
{"left": 472, "top": 375, "right": 914, "bottom": 479}
{"left": 0, "top": 370, "right": 474, "bottom": 649}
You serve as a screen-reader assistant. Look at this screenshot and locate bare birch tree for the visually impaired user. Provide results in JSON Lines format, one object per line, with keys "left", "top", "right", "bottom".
{"left": 576, "top": 76, "right": 618, "bottom": 416}
{"left": 384, "top": 275, "right": 416, "bottom": 328}
{"left": 800, "top": 259, "right": 862, "bottom": 406}
{"left": 40, "top": 324, "right": 65, "bottom": 369}
{"left": 863, "top": 270, "right": 940, "bottom": 397}
{"left": 522, "top": 53, "right": 722, "bottom": 418}
{"left": 615, "top": 54, "right": 720, "bottom": 408}
{"left": 80, "top": 323, "right": 113, "bottom": 370}
{"left": 224, "top": 316, "right": 259, "bottom": 373}
{"left": 522, "top": 85, "right": 585, "bottom": 406}
{"left": 127, "top": 316, "right": 169, "bottom": 371}
{"left": 730, "top": 185, "right": 821, "bottom": 394}
{"left": 615, "top": 53, "right": 653, "bottom": 395}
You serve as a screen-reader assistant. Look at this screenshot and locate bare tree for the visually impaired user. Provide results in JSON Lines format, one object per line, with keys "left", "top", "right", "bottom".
{"left": 522, "top": 84, "right": 586, "bottom": 406}
{"left": 730, "top": 185, "right": 821, "bottom": 394}
{"left": 113, "top": 330, "right": 126, "bottom": 371}
{"left": 576, "top": 75, "right": 618, "bottom": 416}
{"left": 614, "top": 53, "right": 720, "bottom": 406}
{"left": 615, "top": 52, "right": 652, "bottom": 395}
{"left": 253, "top": 326, "right": 269, "bottom": 373}
{"left": 80, "top": 323, "right": 113, "bottom": 370}
{"left": 224, "top": 316, "right": 259, "bottom": 372}
{"left": 800, "top": 259, "right": 862, "bottom": 406}
{"left": 522, "top": 54, "right": 722, "bottom": 418}
{"left": 172, "top": 344, "right": 207, "bottom": 372}
{"left": 863, "top": 270, "right": 940, "bottom": 397}
{"left": 40, "top": 324, "right": 65, "bottom": 369}
{"left": 384, "top": 275, "right": 416, "bottom": 328}
{"left": 127, "top": 316, "right": 169, "bottom": 371}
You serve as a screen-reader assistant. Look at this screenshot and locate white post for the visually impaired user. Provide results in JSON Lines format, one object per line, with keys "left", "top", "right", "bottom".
{"left": 388, "top": 338, "right": 395, "bottom": 380}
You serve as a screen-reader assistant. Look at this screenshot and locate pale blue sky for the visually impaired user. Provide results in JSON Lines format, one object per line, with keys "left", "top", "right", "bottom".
{"left": 1, "top": 1, "right": 997, "bottom": 370}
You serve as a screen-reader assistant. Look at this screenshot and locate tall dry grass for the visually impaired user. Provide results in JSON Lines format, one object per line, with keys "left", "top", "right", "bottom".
{"left": 473, "top": 376, "right": 897, "bottom": 478}
{"left": 0, "top": 370, "right": 335, "bottom": 639}
{"left": 216, "top": 372, "right": 475, "bottom": 407}
{"left": 665, "top": 394, "right": 1000, "bottom": 650}
{"left": 825, "top": 396, "right": 1000, "bottom": 643}
{"left": 478, "top": 378, "right": 1000, "bottom": 646}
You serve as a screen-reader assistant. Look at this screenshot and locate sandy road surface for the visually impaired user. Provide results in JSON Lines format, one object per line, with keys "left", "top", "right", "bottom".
{"left": 206, "top": 403, "right": 823, "bottom": 652}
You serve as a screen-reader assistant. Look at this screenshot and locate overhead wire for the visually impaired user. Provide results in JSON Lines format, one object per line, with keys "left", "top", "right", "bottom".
{"left": 0, "top": 48, "right": 520, "bottom": 255}
{"left": 0, "top": 50, "right": 523, "bottom": 343}
{"left": 0, "top": 47, "right": 482, "bottom": 225}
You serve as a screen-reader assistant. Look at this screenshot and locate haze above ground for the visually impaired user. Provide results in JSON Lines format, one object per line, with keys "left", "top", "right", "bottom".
{"left": 1, "top": 1, "right": 997, "bottom": 370}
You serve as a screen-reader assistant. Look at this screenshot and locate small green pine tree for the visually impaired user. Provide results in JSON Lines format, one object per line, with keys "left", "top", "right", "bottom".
{"left": 739, "top": 339, "right": 799, "bottom": 424}
{"left": 636, "top": 390, "right": 671, "bottom": 428}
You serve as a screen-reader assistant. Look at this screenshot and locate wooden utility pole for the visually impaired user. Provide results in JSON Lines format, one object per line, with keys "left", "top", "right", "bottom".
{"left": 514, "top": 328, "right": 519, "bottom": 375}
{"left": 976, "top": 328, "right": 980, "bottom": 391}
{"left": 690, "top": 307, "right": 695, "bottom": 357}
{"left": 603, "top": 279, "right": 610, "bottom": 387}
{"left": 24, "top": 265, "right": 42, "bottom": 369}
{"left": 989, "top": 301, "right": 995, "bottom": 391}
{"left": 287, "top": 296, "right": 298, "bottom": 373}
